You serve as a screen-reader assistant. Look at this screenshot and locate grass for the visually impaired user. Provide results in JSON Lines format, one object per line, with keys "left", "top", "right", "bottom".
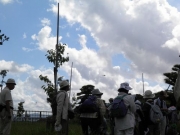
{"left": 11, "top": 119, "right": 83, "bottom": 135}
{"left": 11, "top": 118, "right": 180, "bottom": 135}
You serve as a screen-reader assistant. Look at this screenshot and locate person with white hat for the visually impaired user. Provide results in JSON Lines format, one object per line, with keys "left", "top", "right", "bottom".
{"left": 0, "top": 78, "right": 16, "bottom": 135}
{"left": 142, "top": 90, "right": 160, "bottom": 135}
{"left": 55, "top": 80, "right": 71, "bottom": 135}
{"left": 114, "top": 82, "right": 136, "bottom": 135}
{"left": 154, "top": 91, "right": 169, "bottom": 135}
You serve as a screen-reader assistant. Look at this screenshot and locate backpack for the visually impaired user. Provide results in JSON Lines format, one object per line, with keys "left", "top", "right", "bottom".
{"left": 146, "top": 102, "right": 163, "bottom": 124}
{"left": 110, "top": 95, "right": 128, "bottom": 118}
{"left": 79, "top": 95, "right": 99, "bottom": 113}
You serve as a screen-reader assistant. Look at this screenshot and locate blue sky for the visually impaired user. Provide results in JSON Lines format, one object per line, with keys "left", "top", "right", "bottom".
{"left": 0, "top": 0, "right": 180, "bottom": 111}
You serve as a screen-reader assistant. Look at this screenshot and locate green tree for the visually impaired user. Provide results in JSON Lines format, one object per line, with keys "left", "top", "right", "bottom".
{"left": 0, "top": 30, "right": 9, "bottom": 45}
{"left": 39, "top": 44, "right": 69, "bottom": 111}
{"left": 163, "top": 64, "right": 180, "bottom": 90}
{"left": 76, "top": 84, "right": 95, "bottom": 104}
{"left": 0, "top": 70, "right": 8, "bottom": 91}
{"left": 17, "top": 102, "right": 25, "bottom": 117}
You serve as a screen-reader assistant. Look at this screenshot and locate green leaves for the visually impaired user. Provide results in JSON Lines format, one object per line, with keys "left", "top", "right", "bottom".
{"left": 76, "top": 85, "right": 94, "bottom": 101}
{"left": 0, "top": 30, "right": 9, "bottom": 45}
{"left": 17, "top": 102, "right": 25, "bottom": 117}
{"left": 39, "top": 42, "right": 69, "bottom": 107}
{"left": 45, "top": 43, "right": 69, "bottom": 67}
{"left": 163, "top": 64, "right": 180, "bottom": 90}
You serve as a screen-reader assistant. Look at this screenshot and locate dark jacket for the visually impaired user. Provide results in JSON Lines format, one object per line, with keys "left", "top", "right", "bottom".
{"left": 142, "top": 100, "right": 154, "bottom": 129}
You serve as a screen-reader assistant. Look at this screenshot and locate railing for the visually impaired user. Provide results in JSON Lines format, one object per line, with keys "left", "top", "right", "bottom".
{"left": 13, "top": 110, "right": 52, "bottom": 122}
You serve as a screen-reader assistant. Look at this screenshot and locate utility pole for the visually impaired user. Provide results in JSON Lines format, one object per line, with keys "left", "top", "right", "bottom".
{"left": 54, "top": 3, "right": 60, "bottom": 93}
{"left": 142, "top": 73, "right": 144, "bottom": 95}
{"left": 69, "top": 62, "right": 73, "bottom": 99}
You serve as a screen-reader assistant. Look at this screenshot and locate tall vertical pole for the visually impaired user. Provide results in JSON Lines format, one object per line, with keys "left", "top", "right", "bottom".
{"left": 54, "top": 3, "right": 60, "bottom": 93}
{"left": 69, "top": 62, "right": 73, "bottom": 99}
{"left": 142, "top": 73, "right": 144, "bottom": 95}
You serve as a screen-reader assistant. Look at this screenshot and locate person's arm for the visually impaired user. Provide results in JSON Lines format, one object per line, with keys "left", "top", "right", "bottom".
{"left": 5, "top": 100, "right": 11, "bottom": 119}
{"left": 4, "top": 90, "right": 12, "bottom": 119}
{"left": 129, "top": 96, "right": 136, "bottom": 113}
{"left": 98, "top": 99, "right": 106, "bottom": 116}
{"left": 55, "top": 92, "right": 66, "bottom": 126}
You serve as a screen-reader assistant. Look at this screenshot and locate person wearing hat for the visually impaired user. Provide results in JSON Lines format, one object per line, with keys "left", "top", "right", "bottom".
{"left": 154, "top": 91, "right": 169, "bottom": 135}
{"left": 80, "top": 88, "right": 106, "bottom": 135}
{"left": 55, "top": 80, "right": 71, "bottom": 135}
{"left": 107, "top": 98, "right": 114, "bottom": 135}
{"left": 114, "top": 82, "right": 136, "bottom": 135}
{"left": 142, "top": 90, "right": 160, "bottom": 135}
{"left": 0, "top": 78, "right": 16, "bottom": 135}
{"left": 134, "top": 100, "right": 145, "bottom": 135}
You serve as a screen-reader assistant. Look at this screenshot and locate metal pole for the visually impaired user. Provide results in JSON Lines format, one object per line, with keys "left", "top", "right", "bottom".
{"left": 54, "top": 3, "right": 60, "bottom": 93}
{"left": 69, "top": 62, "right": 73, "bottom": 99}
{"left": 142, "top": 73, "right": 144, "bottom": 95}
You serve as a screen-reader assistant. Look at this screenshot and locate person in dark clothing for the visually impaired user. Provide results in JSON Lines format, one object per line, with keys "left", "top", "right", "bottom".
{"left": 80, "top": 89, "right": 106, "bottom": 135}
{"left": 154, "top": 91, "right": 169, "bottom": 135}
{"left": 142, "top": 90, "right": 160, "bottom": 135}
{"left": 134, "top": 100, "right": 145, "bottom": 135}
{"left": 107, "top": 98, "right": 114, "bottom": 135}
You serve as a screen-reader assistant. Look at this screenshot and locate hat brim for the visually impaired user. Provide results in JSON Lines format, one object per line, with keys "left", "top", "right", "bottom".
{"left": 127, "top": 86, "right": 132, "bottom": 90}
{"left": 94, "top": 93, "right": 103, "bottom": 95}
{"left": 60, "top": 85, "right": 69, "bottom": 89}
{"left": 6, "top": 82, "right": 16, "bottom": 85}
{"left": 118, "top": 87, "right": 132, "bottom": 91}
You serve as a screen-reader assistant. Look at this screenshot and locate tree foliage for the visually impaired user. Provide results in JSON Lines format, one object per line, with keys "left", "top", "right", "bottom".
{"left": 45, "top": 43, "right": 69, "bottom": 67}
{"left": 0, "top": 70, "right": 8, "bottom": 90}
{"left": 76, "top": 84, "right": 95, "bottom": 104}
{"left": 17, "top": 102, "right": 25, "bottom": 117}
{"left": 0, "top": 30, "right": 9, "bottom": 45}
{"left": 39, "top": 43, "right": 69, "bottom": 109}
{"left": 163, "top": 64, "right": 180, "bottom": 90}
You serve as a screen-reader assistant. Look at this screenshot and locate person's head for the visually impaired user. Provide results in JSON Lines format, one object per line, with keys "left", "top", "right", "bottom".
{"left": 118, "top": 82, "right": 132, "bottom": 94}
{"left": 109, "top": 98, "right": 113, "bottom": 103}
{"left": 143, "top": 90, "right": 155, "bottom": 100}
{"left": 6, "top": 78, "right": 16, "bottom": 90}
{"left": 91, "top": 89, "right": 103, "bottom": 98}
{"left": 159, "top": 91, "right": 169, "bottom": 100}
{"left": 59, "top": 80, "right": 70, "bottom": 91}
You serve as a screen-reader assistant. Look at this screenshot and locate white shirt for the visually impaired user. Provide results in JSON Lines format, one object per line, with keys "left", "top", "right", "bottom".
{"left": 0, "top": 87, "right": 13, "bottom": 108}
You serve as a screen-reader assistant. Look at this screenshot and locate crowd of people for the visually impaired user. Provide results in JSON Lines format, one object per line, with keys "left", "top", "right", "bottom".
{"left": 76, "top": 82, "right": 179, "bottom": 135}
{"left": 0, "top": 78, "right": 179, "bottom": 135}
{"left": 54, "top": 80, "right": 179, "bottom": 135}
